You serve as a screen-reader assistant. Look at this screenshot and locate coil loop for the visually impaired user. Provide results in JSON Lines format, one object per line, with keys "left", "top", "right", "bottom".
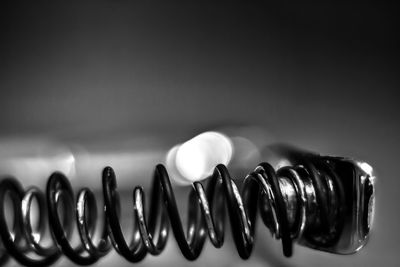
{"left": 0, "top": 157, "right": 345, "bottom": 266}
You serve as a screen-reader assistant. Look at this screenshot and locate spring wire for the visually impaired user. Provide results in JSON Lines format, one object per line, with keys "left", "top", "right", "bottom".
{"left": 0, "top": 157, "right": 344, "bottom": 266}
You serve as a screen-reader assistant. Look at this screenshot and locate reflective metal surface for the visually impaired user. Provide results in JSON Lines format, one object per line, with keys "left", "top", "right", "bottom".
{"left": 270, "top": 146, "right": 376, "bottom": 254}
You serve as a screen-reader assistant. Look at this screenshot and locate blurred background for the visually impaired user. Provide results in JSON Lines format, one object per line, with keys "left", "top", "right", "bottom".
{"left": 0, "top": 1, "right": 398, "bottom": 266}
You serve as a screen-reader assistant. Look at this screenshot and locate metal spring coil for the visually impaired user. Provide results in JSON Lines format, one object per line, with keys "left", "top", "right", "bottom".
{"left": 0, "top": 158, "right": 344, "bottom": 266}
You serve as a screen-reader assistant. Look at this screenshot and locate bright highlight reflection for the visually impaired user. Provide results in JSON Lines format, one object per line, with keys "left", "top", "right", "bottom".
{"left": 168, "top": 131, "right": 233, "bottom": 185}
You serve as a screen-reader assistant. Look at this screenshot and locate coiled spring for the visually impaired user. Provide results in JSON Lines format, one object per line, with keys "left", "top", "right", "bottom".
{"left": 0, "top": 155, "right": 344, "bottom": 266}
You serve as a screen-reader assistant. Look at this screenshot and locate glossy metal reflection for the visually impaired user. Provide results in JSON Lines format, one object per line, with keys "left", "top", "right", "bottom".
{"left": 0, "top": 145, "right": 375, "bottom": 266}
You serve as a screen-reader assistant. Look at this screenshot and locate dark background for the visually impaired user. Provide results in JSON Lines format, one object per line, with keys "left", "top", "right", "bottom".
{"left": 0, "top": 1, "right": 398, "bottom": 266}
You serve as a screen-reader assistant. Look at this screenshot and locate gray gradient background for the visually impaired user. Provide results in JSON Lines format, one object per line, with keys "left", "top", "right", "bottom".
{"left": 0, "top": 1, "right": 399, "bottom": 266}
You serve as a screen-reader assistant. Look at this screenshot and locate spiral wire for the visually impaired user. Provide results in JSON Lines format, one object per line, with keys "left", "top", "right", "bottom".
{"left": 0, "top": 156, "right": 344, "bottom": 266}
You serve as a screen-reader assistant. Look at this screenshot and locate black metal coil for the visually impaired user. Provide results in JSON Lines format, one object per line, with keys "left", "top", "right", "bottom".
{"left": 0, "top": 156, "right": 345, "bottom": 266}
